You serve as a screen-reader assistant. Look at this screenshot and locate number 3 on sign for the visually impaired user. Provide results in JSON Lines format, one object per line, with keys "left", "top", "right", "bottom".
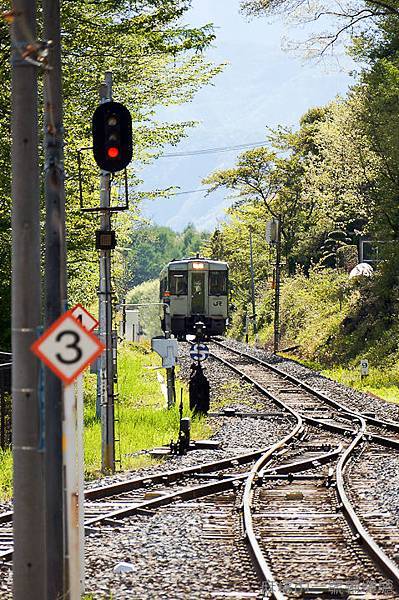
{"left": 31, "top": 311, "right": 104, "bottom": 385}
{"left": 55, "top": 330, "right": 83, "bottom": 365}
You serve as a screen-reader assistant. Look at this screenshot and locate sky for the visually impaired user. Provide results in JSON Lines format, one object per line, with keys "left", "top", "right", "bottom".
{"left": 138, "top": 0, "right": 356, "bottom": 232}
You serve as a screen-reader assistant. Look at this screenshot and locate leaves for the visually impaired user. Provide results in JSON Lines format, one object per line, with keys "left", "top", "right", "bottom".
{"left": 0, "top": 0, "right": 222, "bottom": 347}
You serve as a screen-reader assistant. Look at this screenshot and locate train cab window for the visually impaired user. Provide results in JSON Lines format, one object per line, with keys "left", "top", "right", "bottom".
{"left": 209, "top": 271, "right": 227, "bottom": 295}
{"left": 191, "top": 272, "right": 205, "bottom": 313}
{"left": 169, "top": 271, "right": 187, "bottom": 295}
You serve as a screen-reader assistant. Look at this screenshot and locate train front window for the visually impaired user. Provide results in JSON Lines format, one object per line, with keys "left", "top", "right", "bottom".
{"left": 191, "top": 272, "right": 205, "bottom": 313}
{"left": 169, "top": 272, "right": 187, "bottom": 295}
{"left": 209, "top": 271, "right": 227, "bottom": 295}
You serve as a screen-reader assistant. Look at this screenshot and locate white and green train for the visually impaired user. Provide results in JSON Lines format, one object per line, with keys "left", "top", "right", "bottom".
{"left": 159, "top": 256, "right": 229, "bottom": 339}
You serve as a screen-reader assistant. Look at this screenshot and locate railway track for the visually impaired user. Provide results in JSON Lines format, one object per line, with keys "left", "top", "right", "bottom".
{"left": 2, "top": 339, "right": 399, "bottom": 599}
{"left": 0, "top": 435, "right": 339, "bottom": 559}
{"left": 210, "top": 339, "right": 399, "bottom": 598}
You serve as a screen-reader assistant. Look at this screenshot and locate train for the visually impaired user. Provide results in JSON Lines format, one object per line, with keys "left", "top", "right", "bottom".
{"left": 159, "top": 256, "right": 229, "bottom": 339}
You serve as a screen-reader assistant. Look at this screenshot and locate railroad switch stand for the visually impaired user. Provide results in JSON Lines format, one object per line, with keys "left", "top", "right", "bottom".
{"left": 170, "top": 390, "right": 191, "bottom": 455}
{"left": 170, "top": 417, "right": 191, "bottom": 455}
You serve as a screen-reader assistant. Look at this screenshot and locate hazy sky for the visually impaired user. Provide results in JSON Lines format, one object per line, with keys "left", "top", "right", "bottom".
{"left": 139, "top": 0, "right": 355, "bottom": 232}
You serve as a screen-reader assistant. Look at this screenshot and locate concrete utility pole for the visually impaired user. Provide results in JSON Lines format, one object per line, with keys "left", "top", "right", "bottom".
{"left": 11, "top": 1, "right": 46, "bottom": 597}
{"left": 273, "top": 216, "right": 282, "bottom": 353}
{"left": 98, "top": 72, "right": 115, "bottom": 473}
{"left": 249, "top": 228, "right": 257, "bottom": 336}
{"left": 43, "top": 0, "right": 67, "bottom": 596}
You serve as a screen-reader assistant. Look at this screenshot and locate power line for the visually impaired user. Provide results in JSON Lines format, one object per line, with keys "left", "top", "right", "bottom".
{"left": 170, "top": 188, "right": 208, "bottom": 195}
{"left": 158, "top": 140, "right": 269, "bottom": 158}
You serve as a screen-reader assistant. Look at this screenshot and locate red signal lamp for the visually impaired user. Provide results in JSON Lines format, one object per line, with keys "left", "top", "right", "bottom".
{"left": 107, "top": 146, "right": 120, "bottom": 159}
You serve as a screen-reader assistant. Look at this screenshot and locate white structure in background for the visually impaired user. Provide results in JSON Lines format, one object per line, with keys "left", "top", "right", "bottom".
{"left": 349, "top": 263, "right": 374, "bottom": 279}
{"left": 151, "top": 337, "right": 179, "bottom": 368}
{"left": 123, "top": 309, "right": 140, "bottom": 341}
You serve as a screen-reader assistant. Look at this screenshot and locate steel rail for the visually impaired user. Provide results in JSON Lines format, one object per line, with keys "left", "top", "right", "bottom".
{"left": 0, "top": 445, "right": 297, "bottom": 526}
{"left": 0, "top": 447, "right": 343, "bottom": 564}
{"left": 336, "top": 415, "right": 399, "bottom": 590}
{"left": 213, "top": 339, "right": 399, "bottom": 435}
{"left": 209, "top": 348, "right": 304, "bottom": 598}
{"left": 211, "top": 341, "right": 399, "bottom": 593}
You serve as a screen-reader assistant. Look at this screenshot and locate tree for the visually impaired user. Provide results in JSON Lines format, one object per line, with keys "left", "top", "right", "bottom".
{"left": 126, "top": 223, "right": 209, "bottom": 289}
{"left": 0, "top": 0, "right": 222, "bottom": 347}
{"left": 240, "top": 0, "right": 399, "bottom": 56}
{"left": 203, "top": 146, "right": 313, "bottom": 264}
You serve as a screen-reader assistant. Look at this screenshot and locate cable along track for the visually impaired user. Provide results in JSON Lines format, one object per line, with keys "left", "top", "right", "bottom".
{"left": 210, "top": 340, "right": 399, "bottom": 598}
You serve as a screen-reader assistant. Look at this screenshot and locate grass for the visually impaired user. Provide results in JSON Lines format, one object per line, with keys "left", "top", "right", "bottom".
{"left": 0, "top": 448, "right": 12, "bottom": 500}
{"left": 279, "top": 352, "right": 399, "bottom": 405}
{"left": 84, "top": 341, "right": 212, "bottom": 477}
{"left": 0, "top": 341, "right": 212, "bottom": 499}
{"left": 322, "top": 365, "right": 399, "bottom": 404}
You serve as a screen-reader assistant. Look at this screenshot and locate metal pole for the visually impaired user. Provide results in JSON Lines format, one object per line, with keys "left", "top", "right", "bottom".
{"left": 98, "top": 72, "right": 115, "bottom": 472}
{"left": 11, "top": 1, "right": 46, "bottom": 597}
{"left": 249, "top": 228, "right": 257, "bottom": 335}
{"left": 273, "top": 216, "right": 282, "bottom": 353}
{"left": 163, "top": 300, "right": 175, "bottom": 408}
{"left": 43, "top": 0, "right": 66, "bottom": 595}
{"left": 122, "top": 300, "right": 126, "bottom": 337}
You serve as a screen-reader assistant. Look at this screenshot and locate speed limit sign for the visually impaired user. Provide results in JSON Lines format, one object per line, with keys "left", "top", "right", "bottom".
{"left": 31, "top": 310, "right": 105, "bottom": 385}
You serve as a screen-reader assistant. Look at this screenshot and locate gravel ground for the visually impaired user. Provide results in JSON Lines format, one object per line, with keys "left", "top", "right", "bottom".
{"left": 0, "top": 344, "right": 293, "bottom": 598}
{"left": 359, "top": 452, "right": 399, "bottom": 527}
{"left": 84, "top": 494, "right": 262, "bottom": 600}
{"left": 222, "top": 338, "right": 399, "bottom": 423}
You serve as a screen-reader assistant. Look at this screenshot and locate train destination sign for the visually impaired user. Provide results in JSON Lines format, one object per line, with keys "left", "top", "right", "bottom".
{"left": 31, "top": 310, "right": 105, "bottom": 385}
{"left": 71, "top": 303, "right": 99, "bottom": 332}
{"left": 190, "top": 343, "right": 209, "bottom": 362}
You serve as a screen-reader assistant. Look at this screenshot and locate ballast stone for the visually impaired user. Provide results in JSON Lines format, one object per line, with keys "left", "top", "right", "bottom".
{"left": 113, "top": 562, "right": 135, "bottom": 574}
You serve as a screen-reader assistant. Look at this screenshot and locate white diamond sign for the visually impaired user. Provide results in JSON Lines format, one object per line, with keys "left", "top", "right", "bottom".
{"left": 31, "top": 310, "right": 105, "bottom": 385}
{"left": 70, "top": 303, "right": 98, "bottom": 332}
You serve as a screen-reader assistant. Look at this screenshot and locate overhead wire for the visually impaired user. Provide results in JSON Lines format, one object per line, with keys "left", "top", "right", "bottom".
{"left": 158, "top": 140, "right": 269, "bottom": 158}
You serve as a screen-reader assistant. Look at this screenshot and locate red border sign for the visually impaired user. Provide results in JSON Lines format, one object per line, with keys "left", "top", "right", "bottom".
{"left": 70, "top": 303, "right": 99, "bottom": 332}
{"left": 31, "top": 309, "right": 104, "bottom": 385}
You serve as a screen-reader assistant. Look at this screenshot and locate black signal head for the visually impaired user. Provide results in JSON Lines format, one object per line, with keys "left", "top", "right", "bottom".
{"left": 92, "top": 101, "right": 132, "bottom": 173}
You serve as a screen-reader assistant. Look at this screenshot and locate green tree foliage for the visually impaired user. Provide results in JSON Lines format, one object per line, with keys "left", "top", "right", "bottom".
{"left": 126, "top": 223, "right": 209, "bottom": 288}
{"left": 125, "top": 278, "right": 161, "bottom": 338}
{"left": 205, "top": 1, "right": 399, "bottom": 353}
{"left": 0, "top": 1, "right": 221, "bottom": 348}
{"left": 240, "top": 1, "right": 399, "bottom": 56}
{"left": 203, "top": 146, "right": 314, "bottom": 266}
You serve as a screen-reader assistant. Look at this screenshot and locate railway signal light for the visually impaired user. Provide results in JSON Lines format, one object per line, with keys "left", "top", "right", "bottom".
{"left": 92, "top": 101, "right": 132, "bottom": 173}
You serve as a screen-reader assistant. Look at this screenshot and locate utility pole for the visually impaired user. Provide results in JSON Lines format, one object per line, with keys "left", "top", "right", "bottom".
{"left": 11, "top": 1, "right": 46, "bottom": 597}
{"left": 43, "top": 0, "right": 67, "bottom": 596}
{"left": 98, "top": 72, "right": 115, "bottom": 473}
{"left": 249, "top": 228, "right": 257, "bottom": 336}
{"left": 273, "top": 216, "right": 282, "bottom": 353}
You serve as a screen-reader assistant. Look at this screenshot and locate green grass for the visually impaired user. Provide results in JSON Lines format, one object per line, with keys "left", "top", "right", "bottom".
{"left": 322, "top": 365, "right": 399, "bottom": 404}
{"left": 0, "top": 341, "right": 212, "bottom": 499}
{"left": 0, "top": 448, "right": 12, "bottom": 500}
{"left": 83, "top": 341, "right": 212, "bottom": 477}
{"left": 280, "top": 352, "right": 399, "bottom": 405}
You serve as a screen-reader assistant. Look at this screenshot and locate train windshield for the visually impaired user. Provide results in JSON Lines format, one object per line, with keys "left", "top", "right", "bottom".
{"left": 169, "top": 271, "right": 187, "bottom": 295}
{"left": 191, "top": 272, "right": 205, "bottom": 313}
{"left": 209, "top": 271, "right": 227, "bottom": 295}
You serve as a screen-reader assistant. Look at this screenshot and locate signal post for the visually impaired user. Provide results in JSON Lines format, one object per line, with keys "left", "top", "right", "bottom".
{"left": 92, "top": 73, "right": 132, "bottom": 472}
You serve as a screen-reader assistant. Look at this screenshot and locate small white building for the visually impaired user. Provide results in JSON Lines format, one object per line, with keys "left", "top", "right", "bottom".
{"left": 121, "top": 309, "right": 140, "bottom": 341}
